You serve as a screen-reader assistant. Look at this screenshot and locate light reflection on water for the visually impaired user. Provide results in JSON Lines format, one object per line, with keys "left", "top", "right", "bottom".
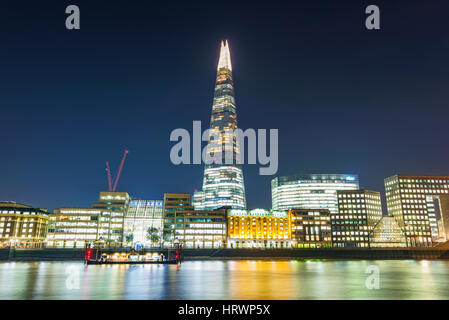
{"left": 0, "top": 260, "right": 448, "bottom": 300}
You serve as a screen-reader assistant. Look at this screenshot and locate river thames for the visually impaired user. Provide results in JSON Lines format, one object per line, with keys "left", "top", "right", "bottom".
{"left": 0, "top": 260, "right": 448, "bottom": 299}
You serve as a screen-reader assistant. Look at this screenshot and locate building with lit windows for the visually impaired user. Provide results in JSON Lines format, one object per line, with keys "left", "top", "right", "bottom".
{"left": 193, "top": 40, "right": 246, "bottom": 210}
{"left": 227, "top": 209, "right": 290, "bottom": 248}
{"left": 163, "top": 193, "right": 227, "bottom": 248}
{"left": 46, "top": 191, "right": 131, "bottom": 248}
{"left": 369, "top": 216, "right": 407, "bottom": 248}
{"left": 288, "top": 209, "right": 332, "bottom": 248}
{"left": 384, "top": 174, "right": 449, "bottom": 247}
{"left": 163, "top": 193, "right": 191, "bottom": 245}
{"left": 437, "top": 195, "right": 449, "bottom": 241}
{"left": 124, "top": 200, "right": 163, "bottom": 247}
{"left": 333, "top": 190, "right": 383, "bottom": 248}
{"left": 93, "top": 191, "right": 131, "bottom": 212}
{"left": 92, "top": 191, "right": 131, "bottom": 244}
{"left": 271, "top": 174, "right": 359, "bottom": 214}
{"left": 46, "top": 208, "right": 122, "bottom": 248}
{"left": 0, "top": 202, "right": 49, "bottom": 248}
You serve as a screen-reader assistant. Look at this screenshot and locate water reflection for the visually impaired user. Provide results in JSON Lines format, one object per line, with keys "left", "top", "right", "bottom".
{"left": 0, "top": 260, "right": 448, "bottom": 299}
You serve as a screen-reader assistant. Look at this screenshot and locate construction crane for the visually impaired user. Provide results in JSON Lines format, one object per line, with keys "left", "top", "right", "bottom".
{"left": 105, "top": 150, "right": 129, "bottom": 192}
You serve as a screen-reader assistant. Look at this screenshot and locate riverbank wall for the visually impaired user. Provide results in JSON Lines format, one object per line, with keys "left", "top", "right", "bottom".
{"left": 182, "top": 248, "right": 449, "bottom": 260}
{"left": 1, "top": 247, "right": 449, "bottom": 261}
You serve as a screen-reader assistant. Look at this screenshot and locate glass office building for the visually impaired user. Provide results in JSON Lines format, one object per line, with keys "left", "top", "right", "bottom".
{"left": 124, "top": 200, "right": 163, "bottom": 247}
{"left": 194, "top": 41, "right": 246, "bottom": 210}
{"left": 272, "top": 174, "right": 359, "bottom": 214}
{"left": 369, "top": 216, "right": 407, "bottom": 248}
{"left": 334, "top": 189, "right": 383, "bottom": 248}
{"left": 47, "top": 208, "right": 122, "bottom": 248}
{"left": 47, "top": 191, "right": 131, "bottom": 248}
{"left": 384, "top": 174, "right": 449, "bottom": 247}
{"left": 163, "top": 193, "right": 227, "bottom": 248}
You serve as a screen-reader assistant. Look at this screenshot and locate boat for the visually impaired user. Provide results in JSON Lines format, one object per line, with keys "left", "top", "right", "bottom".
{"left": 86, "top": 259, "right": 179, "bottom": 265}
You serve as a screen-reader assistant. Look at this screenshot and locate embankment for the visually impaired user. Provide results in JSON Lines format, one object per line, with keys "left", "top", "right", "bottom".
{"left": 1, "top": 247, "right": 449, "bottom": 261}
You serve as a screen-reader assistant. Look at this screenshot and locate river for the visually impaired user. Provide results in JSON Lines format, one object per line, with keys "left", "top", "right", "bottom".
{"left": 0, "top": 260, "right": 448, "bottom": 299}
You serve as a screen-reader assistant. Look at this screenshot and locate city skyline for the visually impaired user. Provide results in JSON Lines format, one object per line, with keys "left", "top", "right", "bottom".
{"left": 2, "top": 0, "right": 449, "bottom": 212}
{"left": 3, "top": 1, "right": 449, "bottom": 305}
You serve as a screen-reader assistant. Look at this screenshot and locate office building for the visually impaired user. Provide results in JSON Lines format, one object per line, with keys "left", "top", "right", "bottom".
{"left": 289, "top": 208, "right": 332, "bottom": 248}
{"left": 333, "top": 189, "right": 383, "bottom": 248}
{"left": 163, "top": 193, "right": 227, "bottom": 248}
{"left": 92, "top": 191, "right": 131, "bottom": 244}
{"left": 47, "top": 191, "right": 131, "bottom": 248}
{"left": 124, "top": 200, "right": 163, "bottom": 247}
{"left": 385, "top": 174, "right": 449, "bottom": 247}
{"left": 0, "top": 202, "right": 49, "bottom": 248}
{"left": 272, "top": 174, "right": 359, "bottom": 213}
{"left": 47, "top": 208, "right": 121, "bottom": 248}
{"left": 227, "top": 209, "right": 290, "bottom": 248}
{"left": 93, "top": 191, "right": 131, "bottom": 212}
{"left": 194, "top": 41, "right": 246, "bottom": 210}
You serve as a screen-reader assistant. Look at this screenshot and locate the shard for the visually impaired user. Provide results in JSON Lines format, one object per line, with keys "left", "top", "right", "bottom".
{"left": 193, "top": 41, "right": 247, "bottom": 210}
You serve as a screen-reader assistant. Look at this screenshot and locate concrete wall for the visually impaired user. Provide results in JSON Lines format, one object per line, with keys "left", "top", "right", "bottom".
{"left": 0, "top": 248, "right": 85, "bottom": 261}
{"left": 182, "top": 248, "right": 447, "bottom": 260}
{"left": 1, "top": 247, "right": 448, "bottom": 261}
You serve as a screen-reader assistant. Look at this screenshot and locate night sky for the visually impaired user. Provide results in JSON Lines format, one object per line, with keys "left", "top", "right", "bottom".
{"left": 1, "top": 0, "right": 449, "bottom": 211}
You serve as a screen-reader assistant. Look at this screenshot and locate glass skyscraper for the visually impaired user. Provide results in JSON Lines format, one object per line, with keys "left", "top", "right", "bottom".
{"left": 271, "top": 174, "right": 359, "bottom": 214}
{"left": 194, "top": 41, "right": 246, "bottom": 210}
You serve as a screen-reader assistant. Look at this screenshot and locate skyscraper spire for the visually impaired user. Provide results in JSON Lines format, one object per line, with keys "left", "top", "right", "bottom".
{"left": 193, "top": 41, "right": 246, "bottom": 210}
{"left": 217, "top": 40, "right": 232, "bottom": 71}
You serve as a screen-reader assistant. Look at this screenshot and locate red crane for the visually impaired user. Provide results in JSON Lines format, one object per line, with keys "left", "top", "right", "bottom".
{"left": 106, "top": 161, "right": 112, "bottom": 191}
{"left": 105, "top": 150, "right": 129, "bottom": 192}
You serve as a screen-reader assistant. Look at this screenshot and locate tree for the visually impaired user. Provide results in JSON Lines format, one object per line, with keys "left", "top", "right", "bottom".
{"left": 146, "top": 227, "right": 160, "bottom": 246}
{"left": 125, "top": 233, "right": 134, "bottom": 244}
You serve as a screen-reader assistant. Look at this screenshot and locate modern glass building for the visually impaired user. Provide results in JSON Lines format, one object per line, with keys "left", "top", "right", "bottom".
{"left": 193, "top": 41, "right": 246, "bottom": 210}
{"left": 384, "top": 174, "right": 449, "bottom": 247}
{"left": 47, "top": 208, "right": 121, "bottom": 248}
{"left": 334, "top": 189, "right": 383, "bottom": 248}
{"left": 124, "top": 200, "right": 163, "bottom": 247}
{"left": 163, "top": 193, "right": 227, "bottom": 248}
{"left": 47, "top": 191, "right": 131, "bottom": 248}
{"left": 271, "top": 174, "right": 359, "bottom": 214}
{"left": 92, "top": 191, "right": 131, "bottom": 245}
{"left": 369, "top": 216, "right": 407, "bottom": 248}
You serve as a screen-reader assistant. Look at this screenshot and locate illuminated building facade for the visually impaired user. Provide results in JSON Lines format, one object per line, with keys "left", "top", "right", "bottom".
{"left": 0, "top": 202, "right": 49, "bottom": 248}
{"left": 93, "top": 191, "right": 131, "bottom": 212}
{"left": 288, "top": 209, "right": 332, "bottom": 248}
{"left": 163, "top": 193, "right": 227, "bottom": 248}
{"left": 47, "top": 208, "right": 122, "bottom": 248}
{"left": 92, "top": 191, "right": 131, "bottom": 244}
{"left": 124, "top": 200, "right": 163, "bottom": 247}
{"left": 47, "top": 191, "right": 131, "bottom": 248}
{"left": 333, "top": 189, "right": 383, "bottom": 248}
{"left": 272, "top": 174, "right": 359, "bottom": 214}
{"left": 193, "top": 40, "right": 246, "bottom": 210}
{"left": 385, "top": 174, "right": 449, "bottom": 247}
{"left": 163, "top": 193, "right": 191, "bottom": 245}
{"left": 227, "top": 209, "right": 290, "bottom": 248}
{"left": 437, "top": 195, "right": 449, "bottom": 241}
{"left": 369, "top": 216, "right": 407, "bottom": 248}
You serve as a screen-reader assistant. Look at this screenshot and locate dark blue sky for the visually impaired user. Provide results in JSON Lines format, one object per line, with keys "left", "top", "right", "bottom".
{"left": 1, "top": 0, "right": 449, "bottom": 211}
